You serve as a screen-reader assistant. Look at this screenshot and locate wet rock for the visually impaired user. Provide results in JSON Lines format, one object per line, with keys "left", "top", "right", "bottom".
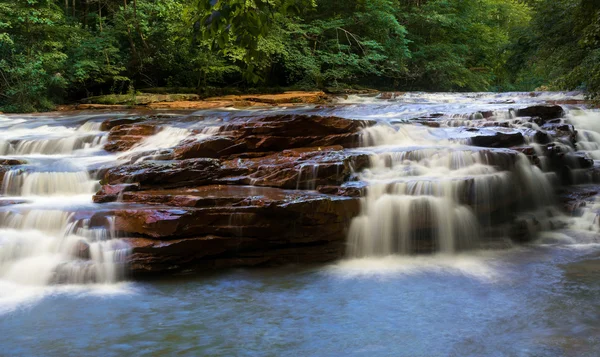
{"left": 468, "top": 129, "right": 525, "bottom": 148}
{"left": 76, "top": 104, "right": 130, "bottom": 110}
{"left": 516, "top": 105, "right": 564, "bottom": 122}
{"left": 557, "top": 186, "right": 600, "bottom": 215}
{"left": 480, "top": 111, "right": 495, "bottom": 119}
{"left": 113, "top": 186, "right": 360, "bottom": 275}
{"left": 224, "top": 147, "right": 371, "bottom": 189}
{"left": 221, "top": 114, "right": 376, "bottom": 151}
{"left": 72, "top": 240, "right": 91, "bottom": 260}
{"left": 100, "top": 117, "right": 148, "bottom": 131}
{"left": 317, "top": 183, "right": 367, "bottom": 197}
{"left": 509, "top": 218, "right": 538, "bottom": 243}
{"left": 104, "top": 124, "right": 158, "bottom": 152}
{"left": 172, "top": 136, "right": 238, "bottom": 159}
{"left": 93, "top": 183, "right": 140, "bottom": 203}
{"left": 125, "top": 238, "right": 345, "bottom": 275}
{"left": 103, "top": 158, "right": 240, "bottom": 189}
{"left": 102, "top": 147, "right": 370, "bottom": 191}
{"left": 147, "top": 101, "right": 233, "bottom": 110}
{"left": 533, "top": 130, "right": 552, "bottom": 144}
{"left": 51, "top": 261, "right": 97, "bottom": 284}
{"left": 114, "top": 186, "right": 360, "bottom": 240}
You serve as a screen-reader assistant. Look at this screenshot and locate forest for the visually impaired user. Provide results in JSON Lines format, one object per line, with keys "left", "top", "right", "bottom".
{"left": 0, "top": 0, "right": 598, "bottom": 112}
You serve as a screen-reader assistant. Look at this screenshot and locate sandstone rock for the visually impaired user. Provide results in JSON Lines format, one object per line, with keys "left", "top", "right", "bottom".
{"left": 112, "top": 186, "right": 360, "bottom": 275}
{"left": 100, "top": 117, "right": 148, "bottom": 131}
{"left": 103, "top": 158, "right": 239, "bottom": 189}
{"left": 76, "top": 104, "right": 130, "bottom": 110}
{"left": 147, "top": 101, "right": 232, "bottom": 110}
{"left": 100, "top": 147, "right": 370, "bottom": 192}
{"left": 557, "top": 186, "right": 600, "bottom": 215}
{"left": 172, "top": 136, "right": 238, "bottom": 159}
{"left": 221, "top": 114, "right": 376, "bottom": 151}
{"left": 224, "top": 147, "right": 371, "bottom": 189}
{"left": 93, "top": 184, "right": 139, "bottom": 203}
{"left": 104, "top": 124, "right": 158, "bottom": 152}
{"left": 205, "top": 91, "right": 328, "bottom": 105}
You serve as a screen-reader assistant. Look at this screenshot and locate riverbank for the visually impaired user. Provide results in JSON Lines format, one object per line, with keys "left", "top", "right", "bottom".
{"left": 55, "top": 91, "right": 334, "bottom": 111}
{"left": 50, "top": 90, "right": 589, "bottom": 112}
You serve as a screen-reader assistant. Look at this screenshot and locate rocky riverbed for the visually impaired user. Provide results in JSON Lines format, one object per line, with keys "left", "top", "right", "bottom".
{"left": 1, "top": 91, "right": 599, "bottom": 281}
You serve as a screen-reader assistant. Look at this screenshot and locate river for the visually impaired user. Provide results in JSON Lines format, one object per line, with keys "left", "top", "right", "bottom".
{"left": 1, "top": 92, "right": 599, "bottom": 356}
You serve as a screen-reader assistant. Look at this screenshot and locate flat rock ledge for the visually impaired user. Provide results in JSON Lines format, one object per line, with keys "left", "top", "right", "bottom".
{"left": 85, "top": 104, "right": 590, "bottom": 277}
{"left": 114, "top": 186, "right": 360, "bottom": 276}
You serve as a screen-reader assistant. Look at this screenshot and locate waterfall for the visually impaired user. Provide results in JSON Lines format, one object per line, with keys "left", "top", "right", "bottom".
{"left": 0, "top": 117, "right": 129, "bottom": 286}
{"left": 347, "top": 104, "right": 562, "bottom": 257}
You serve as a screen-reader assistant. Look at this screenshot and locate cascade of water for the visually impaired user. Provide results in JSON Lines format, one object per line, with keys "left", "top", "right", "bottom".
{"left": 0, "top": 117, "right": 129, "bottom": 287}
{"left": 2, "top": 170, "right": 100, "bottom": 197}
{"left": 0, "top": 211, "right": 128, "bottom": 284}
{"left": 347, "top": 112, "right": 559, "bottom": 257}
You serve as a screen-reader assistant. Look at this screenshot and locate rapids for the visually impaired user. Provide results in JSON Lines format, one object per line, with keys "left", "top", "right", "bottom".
{"left": 1, "top": 92, "right": 600, "bottom": 356}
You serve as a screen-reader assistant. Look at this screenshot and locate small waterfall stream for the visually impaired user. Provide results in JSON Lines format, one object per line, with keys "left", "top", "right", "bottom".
{"left": 0, "top": 113, "right": 214, "bottom": 287}
{"left": 0, "top": 115, "right": 127, "bottom": 285}
{"left": 342, "top": 92, "right": 592, "bottom": 257}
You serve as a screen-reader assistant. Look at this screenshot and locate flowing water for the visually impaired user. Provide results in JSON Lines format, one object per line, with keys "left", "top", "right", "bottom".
{"left": 1, "top": 93, "right": 600, "bottom": 356}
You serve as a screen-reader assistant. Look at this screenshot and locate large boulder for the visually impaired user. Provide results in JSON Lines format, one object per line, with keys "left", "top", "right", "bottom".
{"left": 516, "top": 105, "right": 564, "bottom": 121}
{"left": 111, "top": 186, "right": 360, "bottom": 275}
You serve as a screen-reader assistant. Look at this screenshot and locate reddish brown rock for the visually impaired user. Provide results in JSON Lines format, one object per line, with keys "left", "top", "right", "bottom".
{"left": 72, "top": 240, "right": 91, "bottom": 260}
{"left": 102, "top": 158, "right": 248, "bottom": 191}
{"left": 100, "top": 117, "right": 148, "bottom": 131}
{"left": 205, "top": 91, "right": 329, "bottom": 105}
{"left": 224, "top": 147, "right": 371, "bottom": 189}
{"left": 104, "top": 124, "right": 158, "bottom": 152}
{"left": 221, "top": 114, "right": 376, "bottom": 151}
{"left": 125, "top": 237, "right": 345, "bottom": 275}
{"left": 172, "top": 136, "right": 238, "bottom": 159}
{"left": 93, "top": 184, "right": 139, "bottom": 203}
{"left": 112, "top": 186, "right": 360, "bottom": 275}
{"left": 100, "top": 147, "right": 369, "bottom": 192}
{"left": 115, "top": 186, "right": 358, "bottom": 241}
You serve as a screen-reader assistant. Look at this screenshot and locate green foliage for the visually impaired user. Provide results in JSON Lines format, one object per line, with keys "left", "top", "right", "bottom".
{"left": 507, "top": 0, "right": 600, "bottom": 100}
{"left": 399, "top": 0, "right": 532, "bottom": 91}
{"left": 0, "top": 0, "right": 70, "bottom": 111}
{"left": 1, "top": 0, "right": 598, "bottom": 112}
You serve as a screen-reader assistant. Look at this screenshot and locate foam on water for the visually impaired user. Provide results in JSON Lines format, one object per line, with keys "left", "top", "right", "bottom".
{"left": 327, "top": 252, "right": 509, "bottom": 282}
{"left": 0, "top": 116, "right": 130, "bottom": 305}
